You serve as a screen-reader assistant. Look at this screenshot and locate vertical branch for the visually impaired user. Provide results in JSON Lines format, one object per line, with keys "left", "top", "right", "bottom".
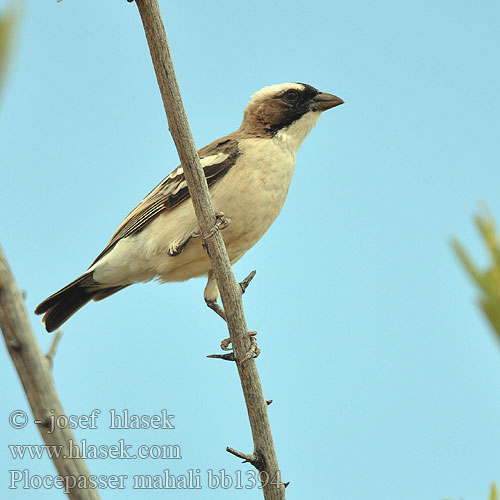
{"left": 0, "top": 245, "right": 101, "bottom": 500}
{"left": 133, "top": 1, "right": 286, "bottom": 498}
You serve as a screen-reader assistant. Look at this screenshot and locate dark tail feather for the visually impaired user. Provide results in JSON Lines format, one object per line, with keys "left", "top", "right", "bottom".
{"left": 92, "top": 285, "right": 130, "bottom": 302}
{"left": 35, "top": 273, "right": 97, "bottom": 333}
{"left": 42, "top": 290, "right": 95, "bottom": 333}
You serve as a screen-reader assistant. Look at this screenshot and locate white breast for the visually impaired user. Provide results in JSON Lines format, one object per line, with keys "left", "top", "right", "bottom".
{"left": 208, "top": 137, "right": 297, "bottom": 256}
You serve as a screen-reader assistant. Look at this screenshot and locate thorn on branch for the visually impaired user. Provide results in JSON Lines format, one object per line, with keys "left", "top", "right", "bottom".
{"left": 46, "top": 331, "right": 63, "bottom": 369}
{"left": 226, "top": 447, "right": 265, "bottom": 470}
{"left": 240, "top": 270, "right": 256, "bottom": 294}
{"left": 206, "top": 352, "right": 235, "bottom": 361}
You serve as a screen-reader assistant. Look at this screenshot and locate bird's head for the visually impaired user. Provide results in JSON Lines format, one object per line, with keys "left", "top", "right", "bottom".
{"left": 239, "top": 82, "right": 343, "bottom": 150}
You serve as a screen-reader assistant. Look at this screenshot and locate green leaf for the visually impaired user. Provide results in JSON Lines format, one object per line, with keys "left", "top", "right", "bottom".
{"left": 490, "top": 483, "right": 498, "bottom": 500}
{"left": 453, "top": 209, "right": 500, "bottom": 344}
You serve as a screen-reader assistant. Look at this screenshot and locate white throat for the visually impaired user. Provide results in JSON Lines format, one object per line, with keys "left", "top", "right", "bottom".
{"left": 274, "top": 111, "right": 321, "bottom": 153}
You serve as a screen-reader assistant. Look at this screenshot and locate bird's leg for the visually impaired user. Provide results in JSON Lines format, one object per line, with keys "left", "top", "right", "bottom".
{"left": 204, "top": 270, "right": 257, "bottom": 322}
{"left": 205, "top": 298, "right": 226, "bottom": 321}
{"left": 204, "top": 271, "right": 226, "bottom": 320}
{"left": 205, "top": 270, "right": 260, "bottom": 361}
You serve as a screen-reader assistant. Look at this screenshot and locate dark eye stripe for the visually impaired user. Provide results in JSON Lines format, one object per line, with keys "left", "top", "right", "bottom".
{"left": 267, "top": 85, "right": 321, "bottom": 134}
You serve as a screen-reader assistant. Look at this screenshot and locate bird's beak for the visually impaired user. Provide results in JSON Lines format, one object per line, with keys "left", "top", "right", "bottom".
{"left": 311, "top": 92, "right": 344, "bottom": 111}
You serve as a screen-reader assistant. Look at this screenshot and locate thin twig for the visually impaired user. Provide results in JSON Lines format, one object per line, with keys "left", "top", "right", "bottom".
{"left": 226, "top": 446, "right": 264, "bottom": 468}
{"left": 46, "top": 330, "right": 63, "bottom": 368}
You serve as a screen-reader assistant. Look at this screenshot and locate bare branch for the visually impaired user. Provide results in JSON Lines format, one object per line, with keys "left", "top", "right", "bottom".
{"left": 0, "top": 245, "right": 101, "bottom": 500}
{"left": 133, "top": 1, "right": 286, "bottom": 497}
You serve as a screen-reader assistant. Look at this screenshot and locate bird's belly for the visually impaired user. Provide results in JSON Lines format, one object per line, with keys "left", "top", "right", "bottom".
{"left": 155, "top": 181, "right": 290, "bottom": 283}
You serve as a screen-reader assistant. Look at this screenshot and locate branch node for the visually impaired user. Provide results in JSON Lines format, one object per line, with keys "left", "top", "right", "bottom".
{"left": 226, "top": 447, "right": 264, "bottom": 470}
{"left": 37, "top": 416, "right": 52, "bottom": 430}
{"left": 8, "top": 339, "right": 22, "bottom": 352}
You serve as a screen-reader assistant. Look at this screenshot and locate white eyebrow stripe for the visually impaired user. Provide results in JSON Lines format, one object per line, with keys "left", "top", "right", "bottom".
{"left": 200, "top": 153, "right": 229, "bottom": 167}
{"left": 250, "top": 82, "right": 304, "bottom": 101}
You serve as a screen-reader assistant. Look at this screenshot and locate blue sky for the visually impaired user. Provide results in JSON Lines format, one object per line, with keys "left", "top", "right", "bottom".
{"left": 1, "top": 0, "right": 500, "bottom": 499}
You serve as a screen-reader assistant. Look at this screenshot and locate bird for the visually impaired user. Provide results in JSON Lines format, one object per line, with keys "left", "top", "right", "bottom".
{"left": 35, "top": 82, "right": 344, "bottom": 332}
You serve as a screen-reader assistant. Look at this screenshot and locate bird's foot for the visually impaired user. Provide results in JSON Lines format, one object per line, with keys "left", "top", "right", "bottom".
{"left": 204, "top": 211, "right": 231, "bottom": 240}
{"left": 208, "top": 331, "right": 260, "bottom": 362}
{"left": 205, "top": 271, "right": 259, "bottom": 361}
{"left": 167, "top": 231, "right": 196, "bottom": 256}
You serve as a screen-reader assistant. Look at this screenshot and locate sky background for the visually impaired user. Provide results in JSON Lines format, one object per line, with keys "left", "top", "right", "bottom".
{"left": 1, "top": 0, "right": 500, "bottom": 499}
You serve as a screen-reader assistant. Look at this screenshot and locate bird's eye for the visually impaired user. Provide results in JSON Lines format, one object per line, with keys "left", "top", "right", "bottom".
{"left": 284, "top": 90, "right": 299, "bottom": 103}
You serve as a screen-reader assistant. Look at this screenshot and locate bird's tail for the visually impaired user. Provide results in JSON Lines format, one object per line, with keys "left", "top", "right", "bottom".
{"left": 34, "top": 272, "right": 107, "bottom": 333}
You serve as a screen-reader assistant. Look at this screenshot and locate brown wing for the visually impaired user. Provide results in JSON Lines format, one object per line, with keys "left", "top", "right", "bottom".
{"left": 89, "top": 135, "right": 239, "bottom": 266}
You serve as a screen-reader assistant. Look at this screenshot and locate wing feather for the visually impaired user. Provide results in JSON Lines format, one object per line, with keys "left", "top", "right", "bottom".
{"left": 90, "top": 136, "right": 239, "bottom": 266}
